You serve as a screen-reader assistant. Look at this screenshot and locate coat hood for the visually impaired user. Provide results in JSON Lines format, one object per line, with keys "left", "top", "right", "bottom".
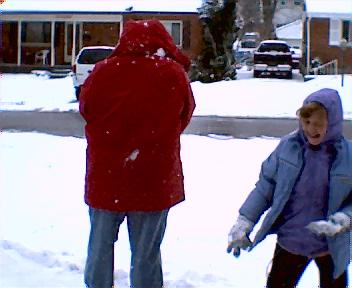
{"left": 301, "top": 88, "right": 343, "bottom": 143}
{"left": 110, "top": 19, "right": 190, "bottom": 71}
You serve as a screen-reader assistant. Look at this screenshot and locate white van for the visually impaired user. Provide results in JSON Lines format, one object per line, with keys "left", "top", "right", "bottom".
{"left": 72, "top": 46, "right": 114, "bottom": 100}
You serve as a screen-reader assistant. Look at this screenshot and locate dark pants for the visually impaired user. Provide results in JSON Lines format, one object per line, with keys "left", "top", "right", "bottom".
{"left": 84, "top": 207, "right": 169, "bottom": 288}
{"left": 267, "top": 243, "right": 348, "bottom": 288}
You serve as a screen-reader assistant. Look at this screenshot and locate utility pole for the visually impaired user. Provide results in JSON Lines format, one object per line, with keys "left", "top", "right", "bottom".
{"left": 340, "top": 38, "right": 347, "bottom": 87}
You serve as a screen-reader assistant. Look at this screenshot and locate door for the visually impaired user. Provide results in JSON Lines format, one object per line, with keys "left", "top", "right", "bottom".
{"left": 64, "top": 22, "right": 81, "bottom": 63}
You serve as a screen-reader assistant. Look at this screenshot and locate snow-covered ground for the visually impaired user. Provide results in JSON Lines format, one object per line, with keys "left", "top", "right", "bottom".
{"left": 0, "top": 69, "right": 351, "bottom": 119}
{"left": 3, "top": 133, "right": 351, "bottom": 288}
{"left": 0, "top": 71, "right": 351, "bottom": 287}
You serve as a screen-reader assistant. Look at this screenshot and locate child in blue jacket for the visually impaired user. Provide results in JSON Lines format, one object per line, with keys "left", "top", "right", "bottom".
{"left": 227, "top": 88, "right": 351, "bottom": 287}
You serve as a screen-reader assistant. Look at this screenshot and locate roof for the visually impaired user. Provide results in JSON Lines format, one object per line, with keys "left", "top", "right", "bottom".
{"left": 305, "top": 0, "right": 352, "bottom": 18}
{"left": 275, "top": 20, "right": 302, "bottom": 40}
{"left": 0, "top": 0, "right": 202, "bottom": 14}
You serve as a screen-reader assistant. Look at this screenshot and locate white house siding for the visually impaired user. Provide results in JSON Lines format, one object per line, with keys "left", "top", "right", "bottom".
{"left": 275, "top": 19, "right": 303, "bottom": 48}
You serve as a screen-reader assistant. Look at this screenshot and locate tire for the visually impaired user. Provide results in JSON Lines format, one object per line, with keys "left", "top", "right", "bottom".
{"left": 286, "top": 71, "right": 292, "bottom": 79}
{"left": 253, "top": 70, "right": 260, "bottom": 78}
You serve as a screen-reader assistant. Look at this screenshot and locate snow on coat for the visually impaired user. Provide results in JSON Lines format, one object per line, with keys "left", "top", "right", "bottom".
{"left": 79, "top": 19, "right": 195, "bottom": 212}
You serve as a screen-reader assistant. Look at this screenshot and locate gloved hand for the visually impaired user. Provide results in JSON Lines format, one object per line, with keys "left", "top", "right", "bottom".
{"left": 227, "top": 215, "right": 254, "bottom": 257}
{"left": 306, "top": 212, "right": 351, "bottom": 237}
{"left": 329, "top": 212, "right": 351, "bottom": 229}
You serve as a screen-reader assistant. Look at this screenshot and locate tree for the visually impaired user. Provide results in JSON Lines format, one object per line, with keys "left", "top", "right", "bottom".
{"left": 261, "top": 0, "right": 277, "bottom": 39}
{"left": 192, "top": 0, "right": 237, "bottom": 83}
{"left": 236, "top": 0, "right": 276, "bottom": 40}
{"left": 237, "top": 0, "right": 261, "bottom": 37}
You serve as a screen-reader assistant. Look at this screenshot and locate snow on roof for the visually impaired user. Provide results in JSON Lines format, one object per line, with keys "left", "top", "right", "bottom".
{"left": 305, "top": 0, "right": 352, "bottom": 18}
{"left": 260, "top": 40, "right": 288, "bottom": 44}
{"left": 0, "top": 0, "right": 202, "bottom": 14}
{"left": 275, "top": 20, "right": 302, "bottom": 40}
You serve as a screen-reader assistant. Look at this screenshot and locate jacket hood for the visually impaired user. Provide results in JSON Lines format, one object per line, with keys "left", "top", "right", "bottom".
{"left": 301, "top": 88, "right": 343, "bottom": 143}
{"left": 109, "top": 19, "right": 190, "bottom": 71}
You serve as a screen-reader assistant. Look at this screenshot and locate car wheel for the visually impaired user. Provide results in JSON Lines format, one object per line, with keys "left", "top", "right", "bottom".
{"left": 75, "top": 86, "right": 81, "bottom": 101}
{"left": 286, "top": 71, "right": 292, "bottom": 79}
{"left": 253, "top": 70, "right": 260, "bottom": 78}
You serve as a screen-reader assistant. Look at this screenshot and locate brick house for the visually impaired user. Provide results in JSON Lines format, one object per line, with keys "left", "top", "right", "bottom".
{"left": 0, "top": 0, "right": 203, "bottom": 70}
{"left": 304, "top": 0, "right": 352, "bottom": 73}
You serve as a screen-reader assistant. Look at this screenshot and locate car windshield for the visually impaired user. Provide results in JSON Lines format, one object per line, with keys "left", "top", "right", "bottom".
{"left": 257, "top": 43, "right": 290, "bottom": 53}
{"left": 241, "top": 41, "right": 257, "bottom": 48}
{"left": 243, "top": 34, "right": 259, "bottom": 41}
{"left": 77, "top": 48, "right": 113, "bottom": 64}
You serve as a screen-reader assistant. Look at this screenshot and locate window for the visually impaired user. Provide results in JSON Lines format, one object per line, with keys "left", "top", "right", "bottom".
{"left": 294, "top": 0, "right": 302, "bottom": 5}
{"left": 257, "top": 43, "right": 290, "bottom": 53}
{"left": 342, "top": 20, "right": 352, "bottom": 42}
{"left": 329, "top": 19, "right": 352, "bottom": 46}
{"left": 21, "top": 22, "right": 51, "bottom": 43}
{"left": 161, "top": 21, "right": 182, "bottom": 47}
{"left": 77, "top": 47, "right": 114, "bottom": 65}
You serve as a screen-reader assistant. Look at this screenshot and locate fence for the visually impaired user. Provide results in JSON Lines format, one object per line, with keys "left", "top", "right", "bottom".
{"left": 311, "top": 59, "right": 338, "bottom": 75}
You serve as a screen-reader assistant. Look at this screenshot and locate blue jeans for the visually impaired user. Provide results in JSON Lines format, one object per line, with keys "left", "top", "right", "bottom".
{"left": 84, "top": 207, "right": 169, "bottom": 288}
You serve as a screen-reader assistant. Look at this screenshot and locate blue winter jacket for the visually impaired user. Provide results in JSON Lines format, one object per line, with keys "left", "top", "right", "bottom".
{"left": 239, "top": 89, "right": 352, "bottom": 278}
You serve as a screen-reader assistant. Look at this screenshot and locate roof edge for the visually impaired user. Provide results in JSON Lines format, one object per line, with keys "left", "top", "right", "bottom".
{"left": 306, "top": 12, "right": 352, "bottom": 18}
{"left": 1, "top": 10, "right": 199, "bottom": 15}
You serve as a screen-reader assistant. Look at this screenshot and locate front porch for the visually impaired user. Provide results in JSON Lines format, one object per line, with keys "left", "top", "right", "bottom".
{"left": 0, "top": 63, "right": 72, "bottom": 78}
{"left": 1, "top": 14, "right": 122, "bottom": 67}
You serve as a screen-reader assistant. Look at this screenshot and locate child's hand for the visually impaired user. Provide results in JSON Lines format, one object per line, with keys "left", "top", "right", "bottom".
{"left": 227, "top": 234, "right": 252, "bottom": 257}
{"left": 329, "top": 212, "right": 351, "bottom": 230}
{"left": 306, "top": 220, "right": 343, "bottom": 237}
{"left": 227, "top": 215, "right": 254, "bottom": 257}
{"left": 307, "top": 212, "right": 351, "bottom": 237}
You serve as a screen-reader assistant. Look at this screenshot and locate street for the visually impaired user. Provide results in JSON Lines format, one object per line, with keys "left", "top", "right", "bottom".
{"left": 1, "top": 110, "right": 351, "bottom": 139}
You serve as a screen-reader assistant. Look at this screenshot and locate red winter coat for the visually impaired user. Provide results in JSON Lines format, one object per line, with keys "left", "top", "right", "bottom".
{"left": 79, "top": 20, "right": 195, "bottom": 212}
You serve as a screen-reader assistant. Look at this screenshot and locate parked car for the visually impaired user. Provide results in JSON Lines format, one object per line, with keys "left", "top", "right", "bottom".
{"left": 233, "top": 32, "right": 260, "bottom": 68}
{"left": 253, "top": 40, "right": 293, "bottom": 79}
{"left": 72, "top": 46, "right": 114, "bottom": 100}
{"left": 240, "top": 32, "right": 260, "bottom": 49}
{"left": 289, "top": 45, "right": 302, "bottom": 69}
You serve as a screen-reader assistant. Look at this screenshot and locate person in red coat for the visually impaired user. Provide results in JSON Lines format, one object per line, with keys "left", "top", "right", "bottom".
{"left": 79, "top": 19, "right": 195, "bottom": 288}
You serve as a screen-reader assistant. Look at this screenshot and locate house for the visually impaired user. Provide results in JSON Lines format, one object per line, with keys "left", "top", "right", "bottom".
{"left": 304, "top": 0, "right": 352, "bottom": 73}
{"left": 275, "top": 19, "right": 303, "bottom": 49}
{"left": 275, "top": 19, "right": 303, "bottom": 69}
{"left": 0, "top": 0, "right": 203, "bottom": 71}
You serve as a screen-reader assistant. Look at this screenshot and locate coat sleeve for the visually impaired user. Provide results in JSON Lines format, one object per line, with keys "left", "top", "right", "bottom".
{"left": 339, "top": 193, "right": 352, "bottom": 218}
{"left": 337, "top": 141, "right": 352, "bottom": 218}
{"left": 79, "top": 74, "right": 92, "bottom": 122}
{"left": 79, "top": 62, "right": 103, "bottom": 123}
{"left": 239, "top": 143, "right": 281, "bottom": 224}
{"left": 179, "top": 71, "right": 195, "bottom": 132}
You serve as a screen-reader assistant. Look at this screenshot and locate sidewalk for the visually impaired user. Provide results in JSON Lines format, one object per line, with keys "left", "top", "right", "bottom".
{"left": 1, "top": 110, "right": 352, "bottom": 139}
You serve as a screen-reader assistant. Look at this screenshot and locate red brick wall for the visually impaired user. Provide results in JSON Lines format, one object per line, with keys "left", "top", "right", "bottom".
{"left": 1, "top": 22, "right": 18, "bottom": 63}
{"left": 82, "top": 22, "right": 120, "bottom": 47}
{"left": 1, "top": 13, "right": 203, "bottom": 66}
{"left": 123, "top": 13, "right": 203, "bottom": 60}
{"left": 309, "top": 18, "right": 352, "bottom": 73}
